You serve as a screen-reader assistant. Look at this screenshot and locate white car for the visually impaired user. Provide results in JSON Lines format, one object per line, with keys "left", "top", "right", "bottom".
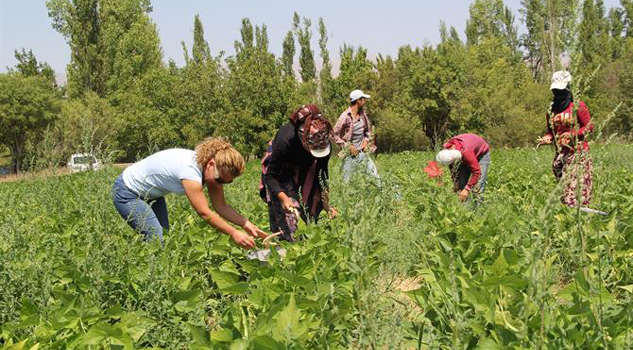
{"left": 68, "top": 153, "right": 101, "bottom": 173}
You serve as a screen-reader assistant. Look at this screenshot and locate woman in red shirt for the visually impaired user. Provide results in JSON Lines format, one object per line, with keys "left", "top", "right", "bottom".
{"left": 537, "top": 71, "right": 594, "bottom": 207}
{"left": 436, "top": 133, "right": 491, "bottom": 204}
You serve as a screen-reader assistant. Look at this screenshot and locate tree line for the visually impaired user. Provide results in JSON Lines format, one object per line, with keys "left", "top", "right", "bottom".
{"left": 1, "top": 0, "right": 632, "bottom": 173}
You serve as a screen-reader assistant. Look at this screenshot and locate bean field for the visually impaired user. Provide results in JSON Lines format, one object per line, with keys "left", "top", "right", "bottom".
{"left": 1, "top": 145, "right": 632, "bottom": 349}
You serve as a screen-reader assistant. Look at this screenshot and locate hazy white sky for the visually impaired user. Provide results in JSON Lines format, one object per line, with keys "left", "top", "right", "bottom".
{"left": 0, "top": 0, "right": 623, "bottom": 81}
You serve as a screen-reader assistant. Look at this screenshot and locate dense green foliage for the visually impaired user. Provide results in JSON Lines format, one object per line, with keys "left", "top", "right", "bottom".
{"left": 0, "top": 145, "right": 632, "bottom": 349}
{"left": 0, "top": 0, "right": 631, "bottom": 171}
{"left": 0, "top": 71, "right": 60, "bottom": 173}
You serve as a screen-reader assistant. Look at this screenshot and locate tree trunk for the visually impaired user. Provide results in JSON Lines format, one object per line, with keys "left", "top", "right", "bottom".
{"left": 10, "top": 137, "right": 24, "bottom": 175}
{"left": 425, "top": 125, "right": 438, "bottom": 150}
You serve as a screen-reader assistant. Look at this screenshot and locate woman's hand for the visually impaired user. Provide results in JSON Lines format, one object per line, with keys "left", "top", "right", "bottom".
{"left": 458, "top": 188, "right": 469, "bottom": 202}
{"left": 229, "top": 230, "right": 256, "bottom": 249}
{"left": 537, "top": 135, "right": 552, "bottom": 145}
{"left": 360, "top": 139, "right": 369, "bottom": 153}
{"left": 243, "top": 220, "right": 268, "bottom": 239}
{"left": 321, "top": 190, "right": 336, "bottom": 219}
{"left": 349, "top": 145, "right": 359, "bottom": 157}
{"left": 280, "top": 194, "right": 300, "bottom": 216}
{"left": 559, "top": 132, "right": 572, "bottom": 146}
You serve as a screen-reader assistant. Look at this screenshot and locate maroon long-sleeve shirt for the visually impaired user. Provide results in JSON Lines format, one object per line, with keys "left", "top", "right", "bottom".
{"left": 444, "top": 133, "right": 490, "bottom": 191}
{"left": 545, "top": 101, "right": 593, "bottom": 152}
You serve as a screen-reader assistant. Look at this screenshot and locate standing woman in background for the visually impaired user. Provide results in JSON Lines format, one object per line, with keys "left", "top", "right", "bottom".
{"left": 112, "top": 137, "right": 268, "bottom": 249}
{"left": 537, "top": 70, "right": 594, "bottom": 207}
{"left": 260, "top": 104, "right": 337, "bottom": 242}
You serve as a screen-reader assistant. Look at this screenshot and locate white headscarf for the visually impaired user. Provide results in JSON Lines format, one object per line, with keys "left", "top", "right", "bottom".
{"left": 436, "top": 149, "right": 462, "bottom": 166}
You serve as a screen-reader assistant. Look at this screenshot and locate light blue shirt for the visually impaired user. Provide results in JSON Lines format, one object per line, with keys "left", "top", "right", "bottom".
{"left": 122, "top": 149, "right": 202, "bottom": 199}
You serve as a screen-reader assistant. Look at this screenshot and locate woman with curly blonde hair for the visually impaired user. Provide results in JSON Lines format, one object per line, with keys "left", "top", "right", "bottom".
{"left": 112, "top": 137, "right": 267, "bottom": 248}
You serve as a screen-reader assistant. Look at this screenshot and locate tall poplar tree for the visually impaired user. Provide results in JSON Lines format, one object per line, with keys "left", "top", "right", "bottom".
{"left": 578, "top": 0, "right": 610, "bottom": 72}
{"left": 47, "top": 0, "right": 103, "bottom": 97}
{"left": 293, "top": 12, "right": 316, "bottom": 82}
{"left": 281, "top": 31, "right": 296, "bottom": 78}
{"left": 47, "top": 0, "right": 162, "bottom": 97}
{"left": 192, "top": 14, "right": 211, "bottom": 65}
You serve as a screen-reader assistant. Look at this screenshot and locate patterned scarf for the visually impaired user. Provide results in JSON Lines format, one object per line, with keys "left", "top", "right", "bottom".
{"left": 290, "top": 104, "right": 332, "bottom": 152}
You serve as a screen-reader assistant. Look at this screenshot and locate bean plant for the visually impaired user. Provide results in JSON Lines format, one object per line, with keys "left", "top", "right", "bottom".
{"left": 0, "top": 145, "right": 631, "bottom": 349}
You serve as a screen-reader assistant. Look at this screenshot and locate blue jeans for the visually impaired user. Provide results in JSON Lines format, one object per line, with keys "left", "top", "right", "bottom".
{"left": 453, "top": 152, "right": 490, "bottom": 205}
{"left": 112, "top": 174, "right": 168, "bottom": 241}
{"left": 342, "top": 151, "right": 381, "bottom": 186}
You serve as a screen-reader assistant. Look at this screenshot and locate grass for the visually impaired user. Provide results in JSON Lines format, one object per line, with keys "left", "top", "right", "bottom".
{"left": 0, "top": 144, "right": 632, "bottom": 349}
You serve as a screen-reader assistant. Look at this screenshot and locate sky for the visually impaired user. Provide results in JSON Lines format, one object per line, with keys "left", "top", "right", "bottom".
{"left": 0, "top": 0, "right": 624, "bottom": 83}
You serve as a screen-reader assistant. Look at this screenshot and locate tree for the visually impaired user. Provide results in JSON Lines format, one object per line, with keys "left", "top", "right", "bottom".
{"left": 593, "top": 37, "right": 633, "bottom": 136}
{"left": 0, "top": 74, "right": 60, "bottom": 173}
{"left": 317, "top": 17, "right": 335, "bottom": 112}
{"left": 520, "top": 0, "right": 547, "bottom": 79}
{"left": 192, "top": 14, "right": 211, "bottom": 65}
{"left": 256, "top": 24, "right": 269, "bottom": 52}
{"left": 622, "top": 0, "right": 633, "bottom": 37}
{"left": 293, "top": 12, "right": 316, "bottom": 82}
{"left": 466, "top": 0, "right": 520, "bottom": 55}
{"left": 99, "top": 0, "right": 162, "bottom": 94}
{"left": 608, "top": 7, "right": 626, "bottom": 59}
{"left": 12, "top": 49, "right": 56, "bottom": 84}
{"left": 614, "top": 38, "right": 633, "bottom": 134}
{"left": 56, "top": 92, "right": 121, "bottom": 160}
{"left": 177, "top": 61, "right": 226, "bottom": 148}
{"left": 281, "top": 30, "right": 295, "bottom": 78}
{"left": 318, "top": 17, "right": 332, "bottom": 84}
{"left": 331, "top": 44, "right": 374, "bottom": 113}
{"left": 178, "top": 16, "right": 225, "bottom": 149}
{"left": 452, "top": 36, "right": 547, "bottom": 146}
{"left": 234, "top": 18, "right": 254, "bottom": 54}
{"left": 391, "top": 38, "right": 466, "bottom": 148}
{"left": 520, "top": 0, "right": 581, "bottom": 80}
{"left": 225, "top": 18, "right": 291, "bottom": 155}
{"left": 577, "top": 0, "right": 610, "bottom": 73}
{"left": 47, "top": 0, "right": 103, "bottom": 97}
{"left": 47, "top": 0, "right": 162, "bottom": 97}
{"left": 372, "top": 53, "right": 428, "bottom": 152}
